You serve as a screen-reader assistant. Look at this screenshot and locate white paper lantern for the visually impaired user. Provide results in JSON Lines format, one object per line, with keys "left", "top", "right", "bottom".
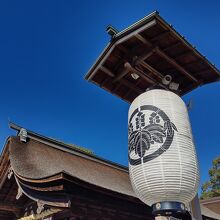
{"left": 128, "top": 89, "right": 200, "bottom": 211}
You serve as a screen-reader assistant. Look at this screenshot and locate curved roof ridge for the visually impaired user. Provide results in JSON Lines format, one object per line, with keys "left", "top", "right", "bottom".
{"left": 9, "top": 122, "right": 128, "bottom": 173}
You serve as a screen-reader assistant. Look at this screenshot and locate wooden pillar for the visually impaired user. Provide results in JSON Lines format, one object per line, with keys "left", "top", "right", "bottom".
{"left": 190, "top": 194, "right": 202, "bottom": 220}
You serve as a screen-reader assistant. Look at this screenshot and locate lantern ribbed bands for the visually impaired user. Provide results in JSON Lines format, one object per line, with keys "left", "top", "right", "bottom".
{"left": 128, "top": 89, "right": 200, "bottom": 206}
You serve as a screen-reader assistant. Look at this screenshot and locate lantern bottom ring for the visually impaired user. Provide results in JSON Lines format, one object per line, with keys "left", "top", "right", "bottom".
{"left": 152, "top": 201, "right": 186, "bottom": 216}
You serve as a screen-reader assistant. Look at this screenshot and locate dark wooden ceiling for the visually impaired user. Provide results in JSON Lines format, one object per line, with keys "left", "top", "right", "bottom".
{"left": 85, "top": 12, "right": 220, "bottom": 103}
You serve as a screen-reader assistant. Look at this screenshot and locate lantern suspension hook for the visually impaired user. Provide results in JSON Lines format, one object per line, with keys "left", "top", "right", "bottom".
{"left": 162, "top": 75, "right": 172, "bottom": 85}
{"left": 162, "top": 75, "right": 179, "bottom": 91}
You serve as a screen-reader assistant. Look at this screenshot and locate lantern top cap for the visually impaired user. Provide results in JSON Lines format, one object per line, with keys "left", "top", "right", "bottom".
{"left": 85, "top": 11, "right": 220, "bottom": 103}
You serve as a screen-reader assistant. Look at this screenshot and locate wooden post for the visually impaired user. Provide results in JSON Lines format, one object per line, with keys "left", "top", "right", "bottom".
{"left": 190, "top": 194, "right": 202, "bottom": 220}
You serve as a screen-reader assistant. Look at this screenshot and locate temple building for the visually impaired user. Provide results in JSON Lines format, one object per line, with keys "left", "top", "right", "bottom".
{"left": 0, "top": 123, "right": 219, "bottom": 220}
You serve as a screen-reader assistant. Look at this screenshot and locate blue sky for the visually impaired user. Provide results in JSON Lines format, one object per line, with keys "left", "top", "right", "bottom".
{"left": 0, "top": 0, "right": 220, "bottom": 193}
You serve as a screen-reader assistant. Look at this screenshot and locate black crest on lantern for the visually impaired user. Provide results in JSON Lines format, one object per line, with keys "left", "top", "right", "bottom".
{"left": 128, "top": 105, "right": 178, "bottom": 165}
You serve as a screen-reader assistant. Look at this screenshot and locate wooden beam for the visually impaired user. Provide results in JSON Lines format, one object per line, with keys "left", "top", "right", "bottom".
{"left": 155, "top": 47, "right": 198, "bottom": 83}
{"left": 116, "top": 19, "right": 157, "bottom": 46}
{"left": 103, "top": 45, "right": 161, "bottom": 86}
{"left": 125, "top": 62, "right": 157, "bottom": 84}
{"left": 99, "top": 64, "right": 144, "bottom": 94}
{"left": 137, "top": 60, "right": 163, "bottom": 79}
{"left": 135, "top": 48, "right": 155, "bottom": 62}
{"left": 99, "top": 66, "right": 115, "bottom": 77}
{"left": 113, "top": 63, "right": 130, "bottom": 82}
{"left": 163, "top": 41, "right": 182, "bottom": 52}
{"left": 100, "top": 62, "right": 156, "bottom": 94}
{"left": 135, "top": 34, "right": 152, "bottom": 47}
{"left": 151, "top": 30, "right": 170, "bottom": 42}
{"left": 116, "top": 45, "right": 162, "bottom": 83}
{"left": 134, "top": 34, "right": 199, "bottom": 83}
{"left": 101, "top": 64, "right": 135, "bottom": 84}
{"left": 134, "top": 65, "right": 168, "bottom": 91}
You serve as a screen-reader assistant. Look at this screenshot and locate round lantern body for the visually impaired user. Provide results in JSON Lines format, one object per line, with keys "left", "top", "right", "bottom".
{"left": 128, "top": 89, "right": 200, "bottom": 210}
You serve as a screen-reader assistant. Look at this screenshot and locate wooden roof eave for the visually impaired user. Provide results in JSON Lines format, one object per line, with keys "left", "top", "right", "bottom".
{"left": 8, "top": 133, "right": 136, "bottom": 199}
{"left": 114, "top": 11, "right": 159, "bottom": 39}
{"left": 14, "top": 176, "right": 71, "bottom": 208}
{"left": 155, "top": 15, "right": 220, "bottom": 77}
{"left": 85, "top": 12, "right": 220, "bottom": 102}
{"left": 12, "top": 171, "right": 65, "bottom": 184}
{"left": 85, "top": 16, "right": 158, "bottom": 81}
{"left": 13, "top": 171, "right": 141, "bottom": 207}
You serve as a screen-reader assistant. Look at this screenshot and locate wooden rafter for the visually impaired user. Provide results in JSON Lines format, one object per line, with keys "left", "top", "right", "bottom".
{"left": 135, "top": 34, "right": 199, "bottom": 83}
{"left": 135, "top": 34, "right": 152, "bottom": 47}
{"left": 134, "top": 48, "right": 156, "bottom": 63}
{"left": 151, "top": 30, "right": 170, "bottom": 42}
{"left": 99, "top": 65, "right": 144, "bottom": 94}
{"left": 155, "top": 48, "right": 198, "bottom": 83}
{"left": 97, "top": 30, "right": 204, "bottom": 97}
{"left": 114, "top": 44, "right": 162, "bottom": 84}
{"left": 135, "top": 60, "right": 163, "bottom": 79}
{"left": 113, "top": 63, "right": 130, "bottom": 82}
{"left": 124, "top": 62, "right": 157, "bottom": 84}
{"left": 163, "top": 41, "right": 182, "bottom": 52}
{"left": 100, "top": 66, "right": 115, "bottom": 77}
{"left": 101, "top": 60, "right": 157, "bottom": 86}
